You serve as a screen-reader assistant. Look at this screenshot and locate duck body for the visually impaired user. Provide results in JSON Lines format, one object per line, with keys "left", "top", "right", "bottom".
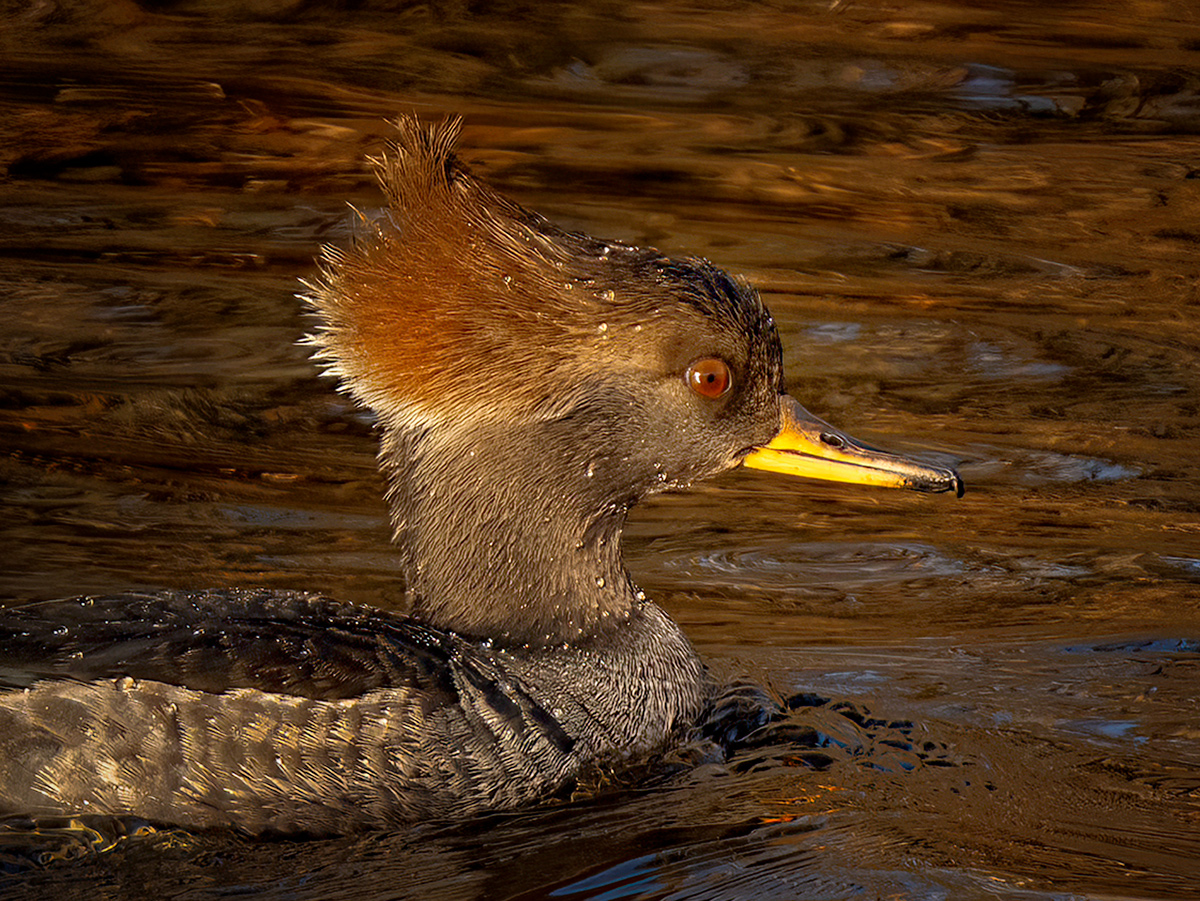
{"left": 0, "top": 590, "right": 703, "bottom": 833}
{"left": 0, "top": 116, "right": 959, "bottom": 834}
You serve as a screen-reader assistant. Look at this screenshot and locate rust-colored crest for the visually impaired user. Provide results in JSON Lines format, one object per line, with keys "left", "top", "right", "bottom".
{"left": 304, "top": 116, "right": 656, "bottom": 431}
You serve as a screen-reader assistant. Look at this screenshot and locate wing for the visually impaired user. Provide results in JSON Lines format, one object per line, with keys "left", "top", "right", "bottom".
{"left": 0, "top": 589, "right": 573, "bottom": 753}
{"left": 0, "top": 589, "right": 585, "bottom": 830}
{"left": 0, "top": 589, "right": 457, "bottom": 701}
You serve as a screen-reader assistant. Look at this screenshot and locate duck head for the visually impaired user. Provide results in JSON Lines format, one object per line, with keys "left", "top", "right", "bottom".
{"left": 305, "top": 116, "right": 960, "bottom": 648}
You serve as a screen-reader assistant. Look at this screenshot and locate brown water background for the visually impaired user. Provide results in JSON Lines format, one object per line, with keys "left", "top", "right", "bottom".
{"left": 2, "top": 1, "right": 1200, "bottom": 898}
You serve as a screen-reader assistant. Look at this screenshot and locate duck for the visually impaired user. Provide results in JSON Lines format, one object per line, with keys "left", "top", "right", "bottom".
{"left": 0, "top": 116, "right": 962, "bottom": 836}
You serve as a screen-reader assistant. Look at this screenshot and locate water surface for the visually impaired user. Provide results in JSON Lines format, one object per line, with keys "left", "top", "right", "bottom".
{"left": 2, "top": 1, "right": 1200, "bottom": 898}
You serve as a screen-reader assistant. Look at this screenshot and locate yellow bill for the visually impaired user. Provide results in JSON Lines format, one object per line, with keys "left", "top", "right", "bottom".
{"left": 743, "top": 395, "right": 964, "bottom": 496}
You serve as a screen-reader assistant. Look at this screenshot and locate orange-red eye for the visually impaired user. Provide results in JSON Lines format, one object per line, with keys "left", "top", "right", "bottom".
{"left": 686, "top": 358, "right": 732, "bottom": 399}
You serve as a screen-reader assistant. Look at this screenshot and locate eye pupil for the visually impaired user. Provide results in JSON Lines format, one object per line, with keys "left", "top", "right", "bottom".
{"left": 687, "top": 358, "right": 732, "bottom": 399}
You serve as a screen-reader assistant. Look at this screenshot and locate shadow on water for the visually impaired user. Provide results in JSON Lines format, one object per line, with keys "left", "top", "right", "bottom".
{"left": 2, "top": 0, "right": 1200, "bottom": 897}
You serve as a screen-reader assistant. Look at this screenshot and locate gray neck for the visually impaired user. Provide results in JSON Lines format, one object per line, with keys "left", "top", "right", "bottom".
{"left": 379, "top": 419, "right": 647, "bottom": 647}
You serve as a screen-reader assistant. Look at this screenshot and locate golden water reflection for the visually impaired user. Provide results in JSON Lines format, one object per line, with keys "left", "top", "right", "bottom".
{"left": 2, "top": 1, "right": 1199, "bottom": 898}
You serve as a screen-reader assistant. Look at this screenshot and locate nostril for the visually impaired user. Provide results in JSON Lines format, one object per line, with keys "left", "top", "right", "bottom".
{"left": 819, "top": 431, "right": 846, "bottom": 449}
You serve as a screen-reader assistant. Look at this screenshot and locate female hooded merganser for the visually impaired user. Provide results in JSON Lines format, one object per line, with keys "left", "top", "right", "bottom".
{"left": 0, "top": 116, "right": 961, "bottom": 835}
